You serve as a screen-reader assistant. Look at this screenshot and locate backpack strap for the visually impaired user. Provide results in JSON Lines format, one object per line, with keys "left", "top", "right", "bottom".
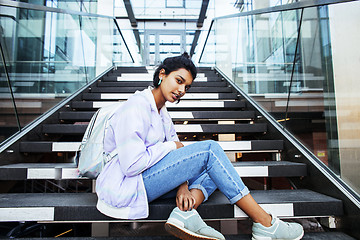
{"left": 104, "top": 149, "right": 118, "bottom": 164}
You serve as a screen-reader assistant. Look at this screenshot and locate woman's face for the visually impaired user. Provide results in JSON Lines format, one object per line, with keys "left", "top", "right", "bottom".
{"left": 159, "top": 68, "right": 193, "bottom": 103}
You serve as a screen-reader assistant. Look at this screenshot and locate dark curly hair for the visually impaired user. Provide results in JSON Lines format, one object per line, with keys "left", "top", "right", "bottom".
{"left": 153, "top": 52, "right": 197, "bottom": 88}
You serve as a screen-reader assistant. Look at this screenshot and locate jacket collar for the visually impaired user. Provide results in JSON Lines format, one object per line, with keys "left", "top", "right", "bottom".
{"left": 137, "top": 87, "right": 169, "bottom": 119}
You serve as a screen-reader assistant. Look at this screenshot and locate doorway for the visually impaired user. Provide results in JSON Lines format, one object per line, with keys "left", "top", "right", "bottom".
{"left": 144, "top": 30, "right": 186, "bottom": 65}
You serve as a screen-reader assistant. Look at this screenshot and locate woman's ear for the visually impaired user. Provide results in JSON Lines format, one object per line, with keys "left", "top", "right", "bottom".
{"left": 159, "top": 69, "right": 166, "bottom": 79}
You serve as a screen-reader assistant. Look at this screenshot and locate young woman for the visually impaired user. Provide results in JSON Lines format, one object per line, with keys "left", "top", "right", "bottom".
{"left": 96, "top": 53, "right": 304, "bottom": 240}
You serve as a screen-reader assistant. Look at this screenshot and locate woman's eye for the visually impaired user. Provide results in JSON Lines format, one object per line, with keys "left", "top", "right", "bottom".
{"left": 177, "top": 79, "right": 182, "bottom": 83}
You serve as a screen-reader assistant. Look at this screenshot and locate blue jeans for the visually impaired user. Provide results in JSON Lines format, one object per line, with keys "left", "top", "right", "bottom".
{"left": 143, "top": 140, "right": 250, "bottom": 204}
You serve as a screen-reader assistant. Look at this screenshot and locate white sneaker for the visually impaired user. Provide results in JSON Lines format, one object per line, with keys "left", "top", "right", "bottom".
{"left": 165, "top": 207, "right": 225, "bottom": 240}
{"left": 252, "top": 216, "right": 304, "bottom": 240}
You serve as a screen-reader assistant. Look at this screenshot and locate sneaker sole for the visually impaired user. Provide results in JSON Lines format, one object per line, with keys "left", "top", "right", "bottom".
{"left": 252, "top": 229, "right": 304, "bottom": 240}
{"left": 165, "top": 221, "right": 219, "bottom": 240}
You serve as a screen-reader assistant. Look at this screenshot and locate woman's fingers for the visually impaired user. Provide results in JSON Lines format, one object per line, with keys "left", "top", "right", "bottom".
{"left": 176, "top": 194, "right": 196, "bottom": 211}
{"left": 174, "top": 141, "right": 184, "bottom": 149}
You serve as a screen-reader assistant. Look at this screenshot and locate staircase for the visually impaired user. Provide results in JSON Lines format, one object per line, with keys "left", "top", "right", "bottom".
{"left": 0, "top": 66, "right": 353, "bottom": 239}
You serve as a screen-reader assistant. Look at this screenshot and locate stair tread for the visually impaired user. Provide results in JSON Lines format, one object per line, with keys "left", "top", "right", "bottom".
{"left": 59, "top": 110, "right": 256, "bottom": 121}
{"left": 0, "top": 161, "right": 301, "bottom": 168}
{"left": 41, "top": 123, "right": 267, "bottom": 134}
{"left": 0, "top": 160, "right": 305, "bottom": 180}
{"left": 97, "top": 81, "right": 227, "bottom": 87}
{"left": 19, "top": 140, "right": 283, "bottom": 154}
{"left": 90, "top": 87, "right": 233, "bottom": 93}
{"left": 70, "top": 100, "right": 245, "bottom": 110}
{"left": 7, "top": 232, "right": 355, "bottom": 240}
{"left": 0, "top": 190, "right": 343, "bottom": 221}
{"left": 82, "top": 92, "right": 238, "bottom": 100}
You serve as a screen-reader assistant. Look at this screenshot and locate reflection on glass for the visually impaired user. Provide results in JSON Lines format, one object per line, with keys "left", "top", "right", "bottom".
{"left": 0, "top": 4, "right": 121, "bottom": 146}
{"left": 205, "top": 1, "right": 360, "bottom": 194}
{"left": 159, "top": 34, "right": 181, "bottom": 62}
{"left": 198, "top": 28, "right": 215, "bottom": 66}
{"left": 0, "top": 40, "right": 20, "bottom": 142}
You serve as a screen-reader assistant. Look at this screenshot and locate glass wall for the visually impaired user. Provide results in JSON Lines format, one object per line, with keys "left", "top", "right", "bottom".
{"left": 0, "top": 3, "right": 132, "bottom": 145}
{"left": 14, "top": 0, "right": 99, "bottom": 14}
{"left": 199, "top": 1, "right": 360, "bottom": 194}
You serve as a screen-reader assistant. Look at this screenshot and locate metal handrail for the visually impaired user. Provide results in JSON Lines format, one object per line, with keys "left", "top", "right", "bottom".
{"left": 0, "top": 40, "right": 21, "bottom": 132}
{"left": 197, "top": 0, "right": 358, "bottom": 63}
{"left": 214, "top": 0, "right": 357, "bottom": 20}
{"left": 113, "top": 19, "right": 135, "bottom": 63}
{"left": 0, "top": 0, "right": 112, "bottom": 19}
{"left": 0, "top": 0, "right": 135, "bottom": 64}
{"left": 284, "top": 8, "right": 304, "bottom": 129}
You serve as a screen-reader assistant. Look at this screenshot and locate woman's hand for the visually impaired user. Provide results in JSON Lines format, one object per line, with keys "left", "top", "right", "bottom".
{"left": 175, "top": 141, "right": 184, "bottom": 149}
{"left": 176, "top": 182, "right": 196, "bottom": 211}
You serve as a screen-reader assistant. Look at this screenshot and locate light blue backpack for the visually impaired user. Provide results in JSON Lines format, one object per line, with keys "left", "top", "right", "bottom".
{"left": 76, "top": 102, "right": 123, "bottom": 178}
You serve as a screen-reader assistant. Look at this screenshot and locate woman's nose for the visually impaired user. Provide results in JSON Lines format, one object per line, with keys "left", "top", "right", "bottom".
{"left": 179, "top": 84, "right": 185, "bottom": 93}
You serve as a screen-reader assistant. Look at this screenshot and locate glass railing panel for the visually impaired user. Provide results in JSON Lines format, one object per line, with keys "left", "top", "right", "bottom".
{"left": 84, "top": 16, "right": 114, "bottom": 77}
{"left": 280, "top": 6, "right": 330, "bottom": 168}
{"left": 283, "top": 2, "right": 360, "bottom": 194}
{"left": 0, "top": 44, "right": 19, "bottom": 143}
{"left": 14, "top": 0, "right": 99, "bottom": 14}
{"left": 223, "top": 10, "right": 300, "bottom": 98}
{"left": 113, "top": 23, "right": 134, "bottom": 66}
{"left": 197, "top": 27, "right": 215, "bottom": 66}
{"left": 214, "top": 17, "right": 240, "bottom": 78}
{"left": 0, "top": 5, "right": 118, "bottom": 146}
{"left": 208, "top": 1, "right": 360, "bottom": 195}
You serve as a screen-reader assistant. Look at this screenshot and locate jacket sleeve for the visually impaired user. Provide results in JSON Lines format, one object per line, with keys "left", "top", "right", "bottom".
{"left": 111, "top": 102, "right": 176, "bottom": 177}
{"left": 167, "top": 120, "right": 179, "bottom": 142}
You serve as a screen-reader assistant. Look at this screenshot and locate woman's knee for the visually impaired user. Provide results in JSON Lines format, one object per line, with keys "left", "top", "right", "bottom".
{"left": 205, "top": 140, "right": 222, "bottom": 151}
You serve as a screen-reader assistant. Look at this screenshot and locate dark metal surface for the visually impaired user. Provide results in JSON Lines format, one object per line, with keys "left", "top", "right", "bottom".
{"left": 41, "top": 123, "right": 266, "bottom": 135}
{"left": 123, "top": 0, "right": 137, "bottom": 27}
{"left": 70, "top": 101, "right": 246, "bottom": 110}
{"left": 82, "top": 93, "right": 238, "bottom": 100}
{"left": 97, "top": 81, "right": 227, "bottom": 87}
{"left": 59, "top": 111, "right": 254, "bottom": 121}
{"left": 90, "top": 87, "right": 233, "bottom": 93}
{"left": 0, "top": 189, "right": 343, "bottom": 221}
{"left": 6, "top": 232, "right": 357, "bottom": 239}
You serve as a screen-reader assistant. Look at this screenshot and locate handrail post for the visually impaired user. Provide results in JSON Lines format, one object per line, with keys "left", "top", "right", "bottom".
{"left": 0, "top": 40, "right": 21, "bottom": 132}
{"left": 284, "top": 8, "right": 304, "bottom": 129}
{"left": 79, "top": 15, "right": 89, "bottom": 84}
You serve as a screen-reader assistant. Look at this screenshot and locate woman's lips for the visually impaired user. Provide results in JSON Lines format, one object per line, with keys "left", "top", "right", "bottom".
{"left": 172, "top": 92, "right": 180, "bottom": 101}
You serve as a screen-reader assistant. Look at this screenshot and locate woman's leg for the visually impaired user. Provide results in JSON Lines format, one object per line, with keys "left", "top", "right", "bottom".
{"left": 143, "top": 140, "right": 302, "bottom": 240}
{"left": 144, "top": 140, "right": 271, "bottom": 225}
{"left": 142, "top": 140, "right": 249, "bottom": 204}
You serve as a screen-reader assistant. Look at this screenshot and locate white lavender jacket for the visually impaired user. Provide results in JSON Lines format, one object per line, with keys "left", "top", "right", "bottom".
{"left": 96, "top": 87, "right": 178, "bottom": 219}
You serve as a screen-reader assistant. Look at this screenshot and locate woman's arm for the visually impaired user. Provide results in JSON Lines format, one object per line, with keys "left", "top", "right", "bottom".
{"left": 112, "top": 102, "right": 177, "bottom": 177}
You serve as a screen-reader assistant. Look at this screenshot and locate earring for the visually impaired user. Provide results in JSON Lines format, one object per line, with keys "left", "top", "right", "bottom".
{"left": 158, "top": 77, "right": 162, "bottom": 85}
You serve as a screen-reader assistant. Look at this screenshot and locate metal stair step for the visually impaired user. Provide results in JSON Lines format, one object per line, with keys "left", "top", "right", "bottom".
{"left": 41, "top": 123, "right": 267, "bottom": 135}
{"left": 89, "top": 87, "right": 233, "bottom": 93}
{"left": 97, "top": 81, "right": 227, "bottom": 87}
{"left": 19, "top": 140, "right": 283, "bottom": 153}
{"left": 82, "top": 93, "right": 238, "bottom": 100}
{"left": 101, "top": 76, "right": 220, "bottom": 82}
{"left": 70, "top": 100, "right": 245, "bottom": 110}
{"left": 0, "top": 160, "right": 304, "bottom": 180}
{"left": 111, "top": 67, "right": 148, "bottom": 73}
{"left": 59, "top": 111, "right": 255, "bottom": 121}
{"left": 0, "top": 190, "right": 343, "bottom": 222}
{"left": 8, "top": 232, "right": 355, "bottom": 240}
